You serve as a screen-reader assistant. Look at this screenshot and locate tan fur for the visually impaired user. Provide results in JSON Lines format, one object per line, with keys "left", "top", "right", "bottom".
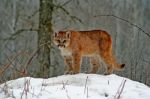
{"left": 53, "top": 30, "right": 125, "bottom": 74}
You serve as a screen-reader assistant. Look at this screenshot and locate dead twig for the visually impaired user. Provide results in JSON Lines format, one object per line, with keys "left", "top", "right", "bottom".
{"left": 66, "top": 88, "right": 71, "bottom": 99}
{"left": 87, "top": 86, "right": 89, "bottom": 99}
{"left": 62, "top": 80, "right": 68, "bottom": 90}
{"left": 84, "top": 76, "right": 88, "bottom": 94}
{"left": 21, "top": 78, "right": 31, "bottom": 99}
{"left": 115, "top": 79, "right": 127, "bottom": 99}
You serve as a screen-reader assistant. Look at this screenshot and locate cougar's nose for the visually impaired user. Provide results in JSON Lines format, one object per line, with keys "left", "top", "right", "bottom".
{"left": 58, "top": 44, "right": 65, "bottom": 48}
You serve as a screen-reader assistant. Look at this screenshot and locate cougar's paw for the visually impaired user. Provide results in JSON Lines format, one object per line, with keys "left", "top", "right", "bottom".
{"left": 104, "top": 72, "right": 111, "bottom": 75}
{"left": 64, "top": 71, "right": 74, "bottom": 75}
{"left": 72, "top": 71, "right": 79, "bottom": 74}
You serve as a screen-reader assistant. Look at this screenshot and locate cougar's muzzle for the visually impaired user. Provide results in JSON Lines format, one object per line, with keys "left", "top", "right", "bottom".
{"left": 58, "top": 44, "right": 65, "bottom": 48}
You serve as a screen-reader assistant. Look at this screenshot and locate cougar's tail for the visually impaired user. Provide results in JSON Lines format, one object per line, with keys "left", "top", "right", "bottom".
{"left": 112, "top": 55, "right": 125, "bottom": 70}
{"left": 115, "top": 63, "right": 125, "bottom": 70}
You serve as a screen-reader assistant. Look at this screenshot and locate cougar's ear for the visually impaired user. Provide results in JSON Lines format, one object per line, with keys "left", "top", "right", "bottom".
{"left": 54, "top": 32, "right": 58, "bottom": 37}
{"left": 66, "top": 31, "right": 71, "bottom": 38}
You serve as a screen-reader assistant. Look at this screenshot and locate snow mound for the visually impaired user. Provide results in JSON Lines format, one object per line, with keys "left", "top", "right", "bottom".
{"left": 0, "top": 74, "right": 150, "bottom": 99}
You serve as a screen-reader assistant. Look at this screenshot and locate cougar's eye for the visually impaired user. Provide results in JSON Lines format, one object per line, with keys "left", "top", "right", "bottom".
{"left": 57, "top": 40, "right": 60, "bottom": 43}
{"left": 63, "top": 40, "right": 66, "bottom": 43}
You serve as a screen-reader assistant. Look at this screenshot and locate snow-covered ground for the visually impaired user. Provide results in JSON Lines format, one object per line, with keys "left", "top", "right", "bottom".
{"left": 0, "top": 74, "right": 150, "bottom": 99}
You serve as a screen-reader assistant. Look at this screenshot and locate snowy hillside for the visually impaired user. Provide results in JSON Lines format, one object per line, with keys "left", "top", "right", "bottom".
{"left": 0, "top": 74, "right": 150, "bottom": 99}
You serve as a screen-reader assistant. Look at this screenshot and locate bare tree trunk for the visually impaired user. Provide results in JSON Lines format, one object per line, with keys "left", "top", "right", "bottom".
{"left": 37, "top": 0, "right": 53, "bottom": 78}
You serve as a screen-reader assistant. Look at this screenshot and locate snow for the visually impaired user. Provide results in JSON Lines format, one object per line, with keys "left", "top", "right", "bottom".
{"left": 0, "top": 74, "right": 150, "bottom": 99}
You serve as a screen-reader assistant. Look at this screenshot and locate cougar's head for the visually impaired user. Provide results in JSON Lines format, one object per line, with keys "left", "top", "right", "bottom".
{"left": 53, "top": 31, "right": 71, "bottom": 49}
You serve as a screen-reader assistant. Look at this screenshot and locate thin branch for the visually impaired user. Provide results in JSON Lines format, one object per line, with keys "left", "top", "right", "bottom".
{"left": 0, "top": 55, "right": 17, "bottom": 76}
{"left": 0, "top": 51, "right": 30, "bottom": 77}
{"left": 84, "top": 76, "right": 88, "bottom": 94}
{"left": 94, "top": 14, "right": 150, "bottom": 38}
{"left": 13, "top": 8, "right": 19, "bottom": 31}
{"left": 27, "top": 10, "right": 39, "bottom": 19}
{"left": 142, "top": 59, "right": 150, "bottom": 64}
{"left": 24, "top": 41, "right": 51, "bottom": 70}
{"left": 62, "top": 80, "right": 68, "bottom": 90}
{"left": 1, "top": 28, "right": 38, "bottom": 41}
{"left": 66, "top": 89, "right": 71, "bottom": 99}
{"left": 87, "top": 87, "right": 89, "bottom": 99}
{"left": 61, "top": 0, "right": 73, "bottom": 6}
{"left": 4, "top": 53, "right": 28, "bottom": 75}
{"left": 115, "top": 79, "right": 127, "bottom": 99}
{"left": 21, "top": 78, "right": 31, "bottom": 99}
{"left": 5, "top": 46, "right": 26, "bottom": 66}
{"left": 54, "top": 4, "right": 83, "bottom": 24}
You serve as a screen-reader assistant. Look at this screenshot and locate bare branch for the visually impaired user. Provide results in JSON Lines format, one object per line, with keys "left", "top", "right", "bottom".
{"left": 21, "top": 78, "right": 31, "bottom": 99}
{"left": 94, "top": 14, "right": 150, "bottom": 38}
{"left": 13, "top": 8, "right": 19, "bottom": 31}
{"left": 0, "top": 55, "right": 17, "bottom": 76}
{"left": 66, "top": 89, "right": 71, "bottom": 99}
{"left": 61, "top": 0, "right": 73, "bottom": 7}
{"left": 1, "top": 28, "right": 38, "bottom": 41}
{"left": 115, "top": 79, "right": 127, "bottom": 99}
{"left": 24, "top": 41, "right": 51, "bottom": 70}
{"left": 142, "top": 59, "right": 150, "bottom": 64}
{"left": 54, "top": 4, "right": 83, "bottom": 24}
{"left": 84, "top": 76, "right": 88, "bottom": 94}
{"left": 0, "top": 51, "right": 30, "bottom": 77}
{"left": 27, "top": 9, "right": 39, "bottom": 19}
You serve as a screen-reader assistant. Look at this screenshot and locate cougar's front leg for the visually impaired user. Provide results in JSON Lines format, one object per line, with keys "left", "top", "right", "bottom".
{"left": 72, "top": 52, "right": 82, "bottom": 74}
{"left": 64, "top": 56, "right": 73, "bottom": 74}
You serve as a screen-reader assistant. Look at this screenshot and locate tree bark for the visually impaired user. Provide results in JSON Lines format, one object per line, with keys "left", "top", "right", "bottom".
{"left": 38, "top": 0, "right": 53, "bottom": 78}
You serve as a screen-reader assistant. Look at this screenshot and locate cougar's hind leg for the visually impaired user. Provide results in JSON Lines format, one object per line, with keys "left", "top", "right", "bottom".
{"left": 89, "top": 56, "right": 100, "bottom": 74}
{"left": 100, "top": 52, "right": 114, "bottom": 75}
{"left": 99, "top": 38, "right": 114, "bottom": 75}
